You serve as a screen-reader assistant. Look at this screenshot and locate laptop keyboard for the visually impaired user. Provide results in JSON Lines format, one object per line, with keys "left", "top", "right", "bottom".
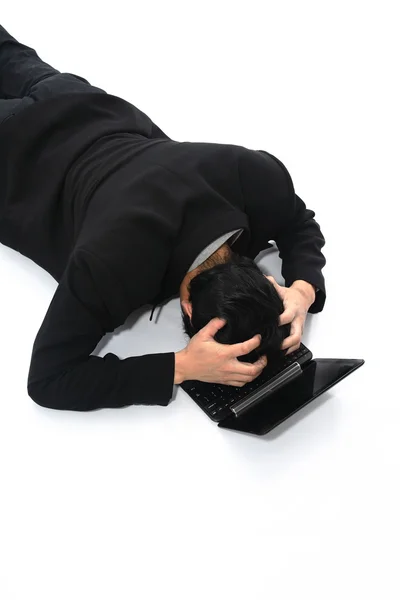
{"left": 180, "top": 343, "right": 312, "bottom": 421}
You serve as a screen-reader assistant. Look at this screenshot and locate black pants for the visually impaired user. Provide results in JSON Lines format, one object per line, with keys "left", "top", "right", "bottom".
{"left": 0, "top": 23, "right": 107, "bottom": 126}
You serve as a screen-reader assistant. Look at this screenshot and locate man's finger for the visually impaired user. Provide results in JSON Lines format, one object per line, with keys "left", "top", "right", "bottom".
{"left": 265, "top": 275, "right": 279, "bottom": 290}
{"left": 202, "top": 317, "right": 227, "bottom": 340}
{"left": 278, "top": 309, "right": 295, "bottom": 326}
{"left": 281, "top": 333, "right": 301, "bottom": 350}
{"left": 230, "top": 333, "right": 262, "bottom": 359}
{"left": 265, "top": 275, "right": 285, "bottom": 300}
{"left": 281, "top": 319, "right": 303, "bottom": 350}
{"left": 285, "top": 342, "right": 302, "bottom": 355}
{"left": 232, "top": 354, "right": 268, "bottom": 376}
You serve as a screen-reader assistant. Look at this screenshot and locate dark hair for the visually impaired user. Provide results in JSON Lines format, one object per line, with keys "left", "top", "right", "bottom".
{"left": 181, "top": 253, "right": 290, "bottom": 364}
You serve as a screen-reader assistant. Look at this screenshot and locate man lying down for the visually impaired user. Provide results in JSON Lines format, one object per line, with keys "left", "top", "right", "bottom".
{"left": 0, "top": 23, "right": 326, "bottom": 411}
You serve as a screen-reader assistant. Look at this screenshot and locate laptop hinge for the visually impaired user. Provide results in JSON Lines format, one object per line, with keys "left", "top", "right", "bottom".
{"left": 230, "top": 362, "right": 303, "bottom": 418}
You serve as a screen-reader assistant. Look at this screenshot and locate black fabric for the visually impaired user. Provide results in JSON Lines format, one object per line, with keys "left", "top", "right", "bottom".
{"left": 0, "top": 24, "right": 326, "bottom": 411}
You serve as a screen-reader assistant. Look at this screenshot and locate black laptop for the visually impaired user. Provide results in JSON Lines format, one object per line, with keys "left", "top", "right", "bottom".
{"left": 180, "top": 342, "right": 364, "bottom": 436}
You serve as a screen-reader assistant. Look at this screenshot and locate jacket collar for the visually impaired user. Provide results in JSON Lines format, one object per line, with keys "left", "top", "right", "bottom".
{"left": 149, "top": 219, "right": 251, "bottom": 322}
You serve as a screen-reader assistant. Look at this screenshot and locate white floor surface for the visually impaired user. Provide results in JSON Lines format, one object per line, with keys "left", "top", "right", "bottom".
{"left": 1, "top": 3, "right": 399, "bottom": 599}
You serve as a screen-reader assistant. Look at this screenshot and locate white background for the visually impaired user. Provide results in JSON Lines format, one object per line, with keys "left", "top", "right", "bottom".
{"left": 1, "top": 2, "right": 399, "bottom": 599}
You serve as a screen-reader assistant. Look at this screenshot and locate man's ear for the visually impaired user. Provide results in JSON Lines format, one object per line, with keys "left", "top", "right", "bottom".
{"left": 181, "top": 300, "right": 193, "bottom": 321}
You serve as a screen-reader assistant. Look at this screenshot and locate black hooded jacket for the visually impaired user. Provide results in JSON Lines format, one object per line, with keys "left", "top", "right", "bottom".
{"left": 0, "top": 92, "right": 326, "bottom": 411}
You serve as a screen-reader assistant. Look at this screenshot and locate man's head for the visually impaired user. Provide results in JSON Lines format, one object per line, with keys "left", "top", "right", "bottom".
{"left": 180, "top": 244, "right": 290, "bottom": 364}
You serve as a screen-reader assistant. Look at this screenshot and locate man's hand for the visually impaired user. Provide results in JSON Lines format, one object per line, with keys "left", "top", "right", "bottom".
{"left": 264, "top": 276, "right": 316, "bottom": 354}
{"left": 175, "top": 318, "right": 268, "bottom": 386}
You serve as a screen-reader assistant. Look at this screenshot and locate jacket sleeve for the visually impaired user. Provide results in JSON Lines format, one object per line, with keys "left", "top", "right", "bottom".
{"left": 275, "top": 194, "right": 326, "bottom": 313}
{"left": 239, "top": 149, "right": 327, "bottom": 313}
{"left": 273, "top": 190, "right": 327, "bottom": 313}
{"left": 27, "top": 249, "right": 176, "bottom": 411}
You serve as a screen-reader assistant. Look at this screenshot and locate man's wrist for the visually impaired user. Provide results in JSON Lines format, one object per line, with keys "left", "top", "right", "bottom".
{"left": 291, "top": 280, "right": 316, "bottom": 305}
{"left": 174, "top": 350, "right": 187, "bottom": 384}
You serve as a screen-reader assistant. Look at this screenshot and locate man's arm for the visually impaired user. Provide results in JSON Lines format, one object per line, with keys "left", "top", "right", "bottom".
{"left": 273, "top": 191, "right": 326, "bottom": 313}
{"left": 27, "top": 249, "right": 176, "bottom": 411}
{"left": 238, "top": 149, "right": 326, "bottom": 313}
